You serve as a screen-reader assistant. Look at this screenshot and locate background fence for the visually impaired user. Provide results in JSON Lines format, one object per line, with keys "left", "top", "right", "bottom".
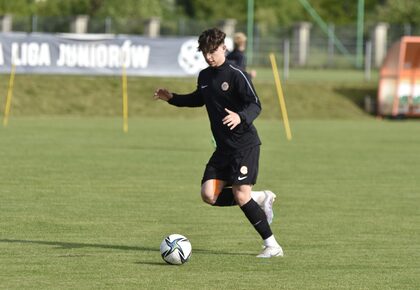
{"left": 3, "top": 15, "right": 420, "bottom": 69}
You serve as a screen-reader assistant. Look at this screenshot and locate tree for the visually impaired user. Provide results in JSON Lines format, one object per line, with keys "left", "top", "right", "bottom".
{"left": 0, "top": 0, "right": 35, "bottom": 15}
{"left": 376, "top": 0, "right": 420, "bottom": 25}
{"left": 2, "top": 0, "right": 418, "bottom": 29}
{"left": 175, "top": 0, "right": 246, "bottom": 22}
{"left": 33, "top": 0, "right": 166, "bottom": 18}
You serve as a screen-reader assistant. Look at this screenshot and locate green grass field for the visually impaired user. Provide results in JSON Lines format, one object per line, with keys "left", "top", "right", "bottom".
{"left": 0, "top": 69, "right": 377, "bottom": 120}
{"left": 0, "top": 117, "right": 419, "bottom": 289}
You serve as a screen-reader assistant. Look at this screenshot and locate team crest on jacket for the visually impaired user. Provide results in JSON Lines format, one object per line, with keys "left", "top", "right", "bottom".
{"left": 240, "top": 166, "right": 248, "bottom": 175}
{"left": 221, "top": 82, "right": 229, "bottom": 91}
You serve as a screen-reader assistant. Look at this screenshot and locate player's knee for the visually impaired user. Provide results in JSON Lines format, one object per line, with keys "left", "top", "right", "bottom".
{"left": 200, "top": 189, "right": 216, "bottom": 205}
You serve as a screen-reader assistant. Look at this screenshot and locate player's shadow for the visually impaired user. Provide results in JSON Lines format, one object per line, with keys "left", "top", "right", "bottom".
{"left": 0, "top": 239, "right": 254, "bottom": 258}
{"left": 0, "top": 238, "right": 158, "bottom": 252}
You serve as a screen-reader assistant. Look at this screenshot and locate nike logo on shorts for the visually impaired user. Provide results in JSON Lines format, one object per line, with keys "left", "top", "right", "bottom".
{"left": 238, "top": 176, "right": 247, "bottom": 181}
{"left": 201, "top": 85, "right": 208, "bottom": 89}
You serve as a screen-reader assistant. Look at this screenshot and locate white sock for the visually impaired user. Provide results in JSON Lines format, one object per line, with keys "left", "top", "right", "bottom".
{"left": 263, "top": 235, "right": 280, "bottom": 248}
{"left": 251, "top": 191, "right": 265, "bottom": 205}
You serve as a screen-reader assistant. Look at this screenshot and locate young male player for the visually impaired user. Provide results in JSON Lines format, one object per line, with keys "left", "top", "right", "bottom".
{"left": 154, "top": 28, "right": 283, "bottom": 258}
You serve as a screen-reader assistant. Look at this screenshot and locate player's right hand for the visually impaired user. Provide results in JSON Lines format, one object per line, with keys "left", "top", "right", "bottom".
{"left": 154, "top": 88, "right": 173, "bottom": 101}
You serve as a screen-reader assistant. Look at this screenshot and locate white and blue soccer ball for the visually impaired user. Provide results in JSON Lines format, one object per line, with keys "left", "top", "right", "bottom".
{"left": 160, "top": 234, "right": 192, "bottom": 265}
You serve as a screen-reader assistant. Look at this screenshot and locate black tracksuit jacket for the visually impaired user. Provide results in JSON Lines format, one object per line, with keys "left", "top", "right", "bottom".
{"left": 168, "top": 61, "right": 261, "bottom": 153}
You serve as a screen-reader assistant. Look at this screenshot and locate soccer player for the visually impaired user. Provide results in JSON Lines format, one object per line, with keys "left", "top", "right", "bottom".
{"left": 154, "top": 28, "right": 283, "bottom": 258}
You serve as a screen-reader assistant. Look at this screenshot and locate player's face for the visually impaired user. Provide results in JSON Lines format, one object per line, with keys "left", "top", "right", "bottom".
{"left": 203, "top": 44, "right": 226, "bottom": 67}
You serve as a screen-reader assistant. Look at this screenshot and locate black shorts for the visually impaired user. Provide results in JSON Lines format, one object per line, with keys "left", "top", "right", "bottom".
{"left": 201, "top": 145, "right": 260, "bottom": 186}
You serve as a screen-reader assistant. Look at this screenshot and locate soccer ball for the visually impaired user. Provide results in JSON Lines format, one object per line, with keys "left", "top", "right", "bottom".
{"left": 160, "top": 234, "right": 192, "bottom": 265}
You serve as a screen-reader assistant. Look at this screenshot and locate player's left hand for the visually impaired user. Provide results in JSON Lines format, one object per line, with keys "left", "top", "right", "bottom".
{"left": 222, "top": 108, "right": 241, "bottom": 130}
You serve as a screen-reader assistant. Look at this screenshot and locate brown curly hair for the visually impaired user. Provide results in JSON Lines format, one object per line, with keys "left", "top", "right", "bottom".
{"left": 197, "top": 28, "right": 226, "bottom": 54}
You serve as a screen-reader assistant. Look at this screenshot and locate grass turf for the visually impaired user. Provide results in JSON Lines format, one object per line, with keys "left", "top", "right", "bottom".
{"left": 0, "top": 69, "right": 377, "bottom": 120}
{"left": 0, "top": 117, "right": 419, "bottom": 289}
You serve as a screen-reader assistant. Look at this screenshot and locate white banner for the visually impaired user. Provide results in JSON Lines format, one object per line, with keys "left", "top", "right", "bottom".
{"left": 0, "top": 32, "right": 212, "bottom": 76}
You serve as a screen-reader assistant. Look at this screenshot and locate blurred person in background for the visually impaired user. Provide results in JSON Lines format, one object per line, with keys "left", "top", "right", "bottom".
{"left": 227, "top": 32, "right": 256, "bottom": 78}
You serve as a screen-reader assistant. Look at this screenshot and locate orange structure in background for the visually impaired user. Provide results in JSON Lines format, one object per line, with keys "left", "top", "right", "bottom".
{"left": 378, "top": 36, "right": 420, "bottom": 117}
